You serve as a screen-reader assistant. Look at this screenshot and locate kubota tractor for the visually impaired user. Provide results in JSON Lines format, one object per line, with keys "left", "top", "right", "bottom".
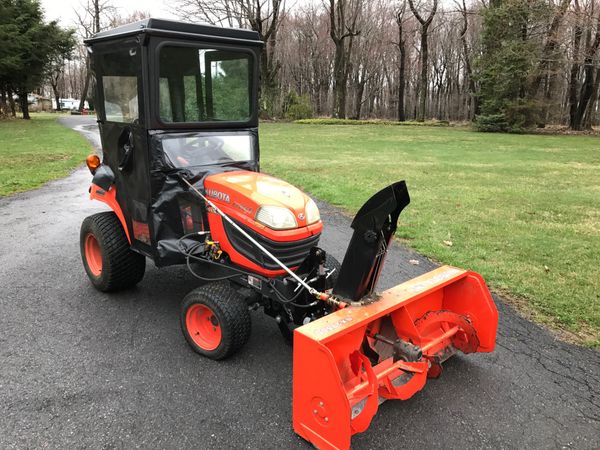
{"left": 80, "top": 19, "right": 498, "bottom": 450}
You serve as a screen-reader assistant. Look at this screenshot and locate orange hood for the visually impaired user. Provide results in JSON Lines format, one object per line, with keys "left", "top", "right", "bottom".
{"left": 203, "top": 170, "right": 318, "bottom": 229}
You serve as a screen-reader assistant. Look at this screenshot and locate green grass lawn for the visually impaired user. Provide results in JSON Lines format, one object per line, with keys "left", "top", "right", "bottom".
{"left": 0, "top": 114, "right": 92, "bottom": 196}
{"left": 260, "top": 123, "right": 600, "bottom": 347}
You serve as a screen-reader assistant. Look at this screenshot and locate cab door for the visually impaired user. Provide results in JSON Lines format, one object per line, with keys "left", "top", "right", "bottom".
{"left": 93, "top": 40, "right": 153, "bottom": 254}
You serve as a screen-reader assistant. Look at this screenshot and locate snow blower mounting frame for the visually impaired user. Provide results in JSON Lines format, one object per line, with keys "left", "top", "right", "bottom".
{"left": 80, "top": 18, "right": 498, "bottom": 450}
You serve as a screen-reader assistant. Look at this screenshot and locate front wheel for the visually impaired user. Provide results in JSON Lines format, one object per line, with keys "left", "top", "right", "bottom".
{"left": 181, "top": 282, "right": 251, "bottom": 360}
{"left": 80, "top": 212, "right": 145, "bottom": 292}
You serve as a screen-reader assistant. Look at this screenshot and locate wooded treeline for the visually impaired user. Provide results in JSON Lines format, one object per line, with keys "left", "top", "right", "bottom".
{"left": 0, "top": 0, "right": 76, "bottom": 119}
{"left": 176, "top": 0, "right": 600, "bottom": 130}
{"left": 0, "top": 0, "right": 144, "bottom": 119}
{"left": 4, "top": 0, "right": 600, "bottom": 131}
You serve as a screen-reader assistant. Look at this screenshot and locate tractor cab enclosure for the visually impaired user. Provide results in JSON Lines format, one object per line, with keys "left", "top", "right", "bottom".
{"left": 86, "top": 19, "right": 264, "bottom": 265}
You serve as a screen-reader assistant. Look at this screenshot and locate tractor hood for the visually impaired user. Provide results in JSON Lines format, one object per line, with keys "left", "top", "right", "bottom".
{"left": 203, "top": 171, "right": 320, "bottom": 230}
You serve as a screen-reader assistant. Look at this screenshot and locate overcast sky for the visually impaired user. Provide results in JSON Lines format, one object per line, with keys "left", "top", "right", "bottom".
{"left": 40, "top": 0, "right": 317, "bottom": 29}
{"left": 40, "top": 0, "right": 179, "bottom": 28}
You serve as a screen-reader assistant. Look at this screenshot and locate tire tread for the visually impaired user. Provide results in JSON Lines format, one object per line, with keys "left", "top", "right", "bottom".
{"left": 80, "top": 212, "right": 145, "bottom": 291}
{"left": 181, "top": 282, "right": 251, "bottom": 360}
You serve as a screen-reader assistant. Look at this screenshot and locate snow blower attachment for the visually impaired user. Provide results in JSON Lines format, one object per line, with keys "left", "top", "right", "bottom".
{"left": 293, "top": 183, "right": 498, "bottom": 450}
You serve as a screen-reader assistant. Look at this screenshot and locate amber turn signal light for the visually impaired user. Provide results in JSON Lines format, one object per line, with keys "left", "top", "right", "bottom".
{"left": 86, "top": 154, "right": 101, "bottom": 174}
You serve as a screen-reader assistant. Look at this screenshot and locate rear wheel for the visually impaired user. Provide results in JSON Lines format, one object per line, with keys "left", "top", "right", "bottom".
{"left": 181, "top": 282, "right": 251, "bottom": 360}
{"left": 80, "top": 212, "right": 146, "bottom": 292}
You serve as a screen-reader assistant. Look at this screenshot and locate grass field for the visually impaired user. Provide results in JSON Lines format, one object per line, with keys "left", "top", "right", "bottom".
{"left": 2, "top": 116, "right": 598, "bottom": 347}
{"left": 260, "top": 123, "right": 600, "bottom": 347}
{"left": 0, "top": 114, "right": 92, "bottom": 196}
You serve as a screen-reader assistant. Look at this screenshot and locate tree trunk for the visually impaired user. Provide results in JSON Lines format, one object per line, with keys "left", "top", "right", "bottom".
{"left": 94, "top": 0, "right": 100, "bottom": 33}
{"left": 417, "top": 28, "right": 429, "bottom": 122}
{"left": 78, "top": 1, "right": 101, "bottom": 114}
{"left": 332, "top": 41, "right": 347, "bottom": 119}
{"left": 408, "top": 0, "right": 437, "bottom": 122}
{"left": 51, "top": 83, "right": 61, "bottom": 112}
{"left": 574, "top": 27, "right": 600, "bottom": 129}
{"left": 398, "top": 50, "right": 406, "bottom": 122}
{"left": 353, "top": 79, "right": 366, "bottom": 119}
{"left": 0, "top": 90, "right": 6, "bottom": 117}
{"left": 568, "top": 26, "right": 583, "bottom": 127}
{"left": 19, "top": 88, "right": 30, "bottom": 120}
{"left": 397, "top": 10, "right": 406, "bottom": 122}
{"left": 458, "top": 0, "right": 478, "bottom": 119}
{"left": 543, "top": 71, "right": 559, "bottom": 124}
{"left": 8, "top": 91, "right": 16, "bottom": 117}
{"left": 79, "top": 62, "right": 90, "bottom": 113}
{"left": 574, "top": 61, "right": 596, "bottom": 129}
{"left": 529, "top": 0, "right": 570, "bottom": 97}
{"left": 328, "top": 0, "right": 360, "bottom": 119}
{"left": 583, "top": 69, "right": 600, "bottom": 129}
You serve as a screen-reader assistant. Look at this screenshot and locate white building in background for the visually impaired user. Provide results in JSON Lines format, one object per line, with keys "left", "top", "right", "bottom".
{"left": 51, "top": 98, "right": 89, "bottom": 110}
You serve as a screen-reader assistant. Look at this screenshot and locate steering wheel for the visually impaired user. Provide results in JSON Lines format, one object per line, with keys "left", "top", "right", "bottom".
{"left": 184, "top": 136, "right": 224, "bottom": 152}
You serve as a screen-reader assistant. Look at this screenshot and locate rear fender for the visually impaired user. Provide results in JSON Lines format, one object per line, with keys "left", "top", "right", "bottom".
{"left": 89, "top": 182, "right": 131, "bottom": 244}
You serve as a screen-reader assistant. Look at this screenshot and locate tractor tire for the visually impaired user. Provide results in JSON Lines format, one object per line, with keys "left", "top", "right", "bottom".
{"left": 80, "top": 212, "right": 146, "bottom": 292}
{"left": 181, "top": 282, "right": 251, "bottom": 360}
{"left": 325, "top": 253, "right": 342, "bottom": 290}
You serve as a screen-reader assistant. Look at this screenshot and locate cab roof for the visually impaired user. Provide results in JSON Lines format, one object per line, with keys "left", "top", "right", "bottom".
{"left": 85, "top": 18, "right": 263, "bottom": 47}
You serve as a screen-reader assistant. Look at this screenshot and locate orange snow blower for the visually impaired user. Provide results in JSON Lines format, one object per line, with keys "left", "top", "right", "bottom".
{"left": 80, "top": 19, "right": 498, "bottom": 450}
{"left": 293, "top": 267, "right": 497, "bottom": 449}
{"left": 292, "top": 182, "right": 498, "bottom": 450}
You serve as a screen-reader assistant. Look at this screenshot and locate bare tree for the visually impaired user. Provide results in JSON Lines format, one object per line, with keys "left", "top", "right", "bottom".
{"left": 327, "top": 0, "right": 362, "bottom": 118}
{"left": 573, "top": 9, "right": 600, "bottom": 129}
{"left": 408, "top": 0, "right": 438, "bottom": 122}
{"left": 395, "top": 1, "right": 408, "bottom": 121}
{"left": 49, "top": 0, "right": 600, "bottom": 127}
{"left": 74, "top": 0, "right": 117, "bottom": 112}
{"left": 174, "top": 0, "right": 285, "bottom": 114}
{"left": 455, "top": 0, "right": 477, "bottom": 119}
{"left": 45, "top": 30, "right": 76, "bottom": 112}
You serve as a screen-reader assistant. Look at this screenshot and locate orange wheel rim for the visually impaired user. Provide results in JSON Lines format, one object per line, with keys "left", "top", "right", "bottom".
{"left": 84, "top": 233, "right": 102, "bottom": 277}
{"left": 186, "top": 304, "right": 222, "bottom": 350}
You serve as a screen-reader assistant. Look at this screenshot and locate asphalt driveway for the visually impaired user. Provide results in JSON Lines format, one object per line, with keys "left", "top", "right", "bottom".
{"left": 0, "top": 116, "right": 598, "bottom": 449}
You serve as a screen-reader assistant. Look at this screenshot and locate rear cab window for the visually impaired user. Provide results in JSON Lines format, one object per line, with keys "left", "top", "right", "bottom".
{"left": 158, "top": 45, "right": 253, "bottom": 124}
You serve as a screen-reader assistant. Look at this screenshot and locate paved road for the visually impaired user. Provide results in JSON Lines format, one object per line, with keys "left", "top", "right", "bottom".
{"left": 1, "top": 116, "right": 598, "bottom": 449}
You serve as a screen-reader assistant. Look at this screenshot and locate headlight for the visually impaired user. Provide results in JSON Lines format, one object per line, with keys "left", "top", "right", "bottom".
{"left": 256, "top": 206, "right": 298, "bottom": 230}
{"left": 305, "top": 198, "right": 320, "bottom": 224}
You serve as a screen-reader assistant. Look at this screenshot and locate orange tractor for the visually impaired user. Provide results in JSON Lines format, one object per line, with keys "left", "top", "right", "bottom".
{"left": 80, "top": 19, "right": 498, "bottom": 450}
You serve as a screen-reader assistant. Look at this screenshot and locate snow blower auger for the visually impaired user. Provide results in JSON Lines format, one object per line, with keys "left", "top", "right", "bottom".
{"left": 292, "top": 182, "right": 498, "bottom": 450}
{"left": 80, "top": 19, "right": 498, "bottom": 450}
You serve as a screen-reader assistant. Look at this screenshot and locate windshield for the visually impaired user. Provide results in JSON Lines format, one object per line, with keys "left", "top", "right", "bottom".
{"left": 161, "top": 133, "right": 254, "bottom": 168}
{"left": 159, "top": 45, "right": 252, "bottom": 123}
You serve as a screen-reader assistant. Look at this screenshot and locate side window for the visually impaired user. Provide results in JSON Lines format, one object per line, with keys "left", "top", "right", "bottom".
{"left": 99, "top": 47, "right": 141, "bottom": 123}
{"left": 103, "top": 76, "right": 138, "bottom": 122}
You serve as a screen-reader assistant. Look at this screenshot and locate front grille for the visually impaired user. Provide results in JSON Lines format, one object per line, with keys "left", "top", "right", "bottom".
{"left": 223, "top": 219, "right": 320, "bottom": 271}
